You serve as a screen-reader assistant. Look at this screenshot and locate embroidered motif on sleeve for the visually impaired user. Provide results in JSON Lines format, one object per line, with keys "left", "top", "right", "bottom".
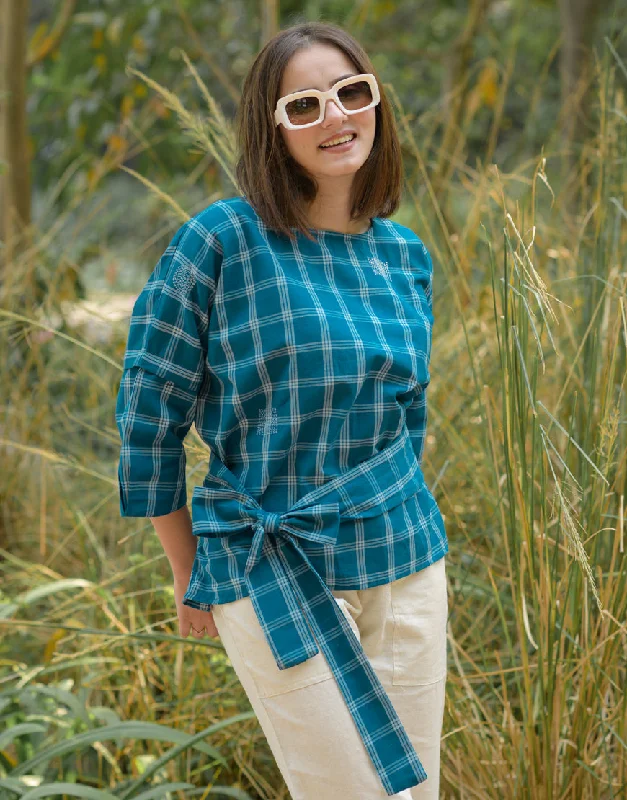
{"left": 172, "top": 261, "right": 196, "bottom": 294}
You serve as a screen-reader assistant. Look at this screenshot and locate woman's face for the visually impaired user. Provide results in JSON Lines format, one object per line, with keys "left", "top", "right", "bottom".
{"left": 277, "top": 43, "right": 376, "bottom": 182}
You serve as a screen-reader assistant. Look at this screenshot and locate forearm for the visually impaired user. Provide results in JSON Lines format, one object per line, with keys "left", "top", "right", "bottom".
{"left": 149, "top": 504, "right": 197, "bottom": 580}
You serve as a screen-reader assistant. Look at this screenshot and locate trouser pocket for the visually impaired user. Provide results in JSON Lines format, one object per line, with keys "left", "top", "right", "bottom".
{"left": 391, "top": 556, "right": 448, "bottom": 686}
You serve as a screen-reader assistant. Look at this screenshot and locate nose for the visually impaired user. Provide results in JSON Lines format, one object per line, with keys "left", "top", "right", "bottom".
{"left": 322, "top": 98, "right": 346, "bottom": 125}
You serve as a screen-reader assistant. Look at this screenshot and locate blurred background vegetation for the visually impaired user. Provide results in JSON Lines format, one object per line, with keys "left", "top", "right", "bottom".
{"left": 1, "top": 1, "right": 626, "bottom": 798}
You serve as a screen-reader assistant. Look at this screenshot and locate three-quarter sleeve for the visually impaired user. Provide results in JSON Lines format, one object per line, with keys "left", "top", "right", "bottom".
{"left": 115, "top": 217, "right": 222, "bottom": 517}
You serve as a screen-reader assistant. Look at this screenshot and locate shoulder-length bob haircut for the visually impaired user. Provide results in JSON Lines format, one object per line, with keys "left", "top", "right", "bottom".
{"left": 234, "top": 21, "right": 403, "bottom": 242}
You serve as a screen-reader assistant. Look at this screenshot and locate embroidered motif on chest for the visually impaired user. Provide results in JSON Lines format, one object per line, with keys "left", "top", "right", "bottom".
{"left": 368, "top": 257, "right": 389, "bottom": 278}
{"left": 172, "top": 262, "right": 196, "bottom": 294}
{"left": 257, "top": 406, "right": 278, "bottom": 436}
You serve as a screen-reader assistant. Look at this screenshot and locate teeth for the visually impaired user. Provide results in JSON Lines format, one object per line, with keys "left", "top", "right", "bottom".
{"left": 320, "top": 134, "right": 355, "bottom": 148}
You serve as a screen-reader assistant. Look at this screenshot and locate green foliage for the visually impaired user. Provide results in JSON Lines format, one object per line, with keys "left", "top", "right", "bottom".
{"left": 0, "top": 677, "right": 256, "bottom": 798}
{"left": 26, "top": 0, "right": 626, "bottom": 206}
{"left": 28, "top": 0, "right": 252, "bottom": 195}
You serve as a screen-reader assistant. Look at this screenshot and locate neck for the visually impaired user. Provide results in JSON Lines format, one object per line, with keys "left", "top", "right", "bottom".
{"left": 305, "top": 188, "right": 369, "bottom": 234}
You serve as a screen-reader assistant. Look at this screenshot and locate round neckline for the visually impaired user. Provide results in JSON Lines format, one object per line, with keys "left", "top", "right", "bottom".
{"left": 236, "top": 195, "right": 376, "bottom": 238}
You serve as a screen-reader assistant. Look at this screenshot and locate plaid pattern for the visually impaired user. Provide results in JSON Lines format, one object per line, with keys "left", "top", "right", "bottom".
{"left": 116, "top": 196, "right": 449, "bottom": 795}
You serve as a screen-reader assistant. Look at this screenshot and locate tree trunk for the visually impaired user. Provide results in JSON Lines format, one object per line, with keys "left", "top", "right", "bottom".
{"left": 557, "top": 0, "right": 603, "bottom": 178}
{"left": 432, "top": 0, "right": 493, "bottom": 199}
{"left": 0, "top": 0, "right": 31, "bottom": 268}
{"left": 260, "top": 0, "right": 279, "bottom": 48}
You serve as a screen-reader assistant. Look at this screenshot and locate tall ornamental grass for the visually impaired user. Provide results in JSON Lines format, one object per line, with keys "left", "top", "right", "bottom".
{"left": 0, "top": 42, "right": 625, "bottom": 799}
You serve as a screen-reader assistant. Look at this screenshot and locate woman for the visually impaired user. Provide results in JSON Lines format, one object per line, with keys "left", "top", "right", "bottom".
{"left": 116, "top": 20, "right": 449, "bottom": 800}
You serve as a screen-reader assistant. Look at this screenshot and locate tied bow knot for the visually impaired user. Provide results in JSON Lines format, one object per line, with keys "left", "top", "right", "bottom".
{"left": 190, "top": 433, "right": 431, "bottom": 794}
{"left": 260, "top": 510, "right": 281, "bottom": 535}
{"left": 242, "top": 501, "right": 343, "bottom": 670}
{"left": 250, "top": 502, "right": 342, "bottom": 549}
{"left": 245, "top": 502, "right": 342, "bottom": 583}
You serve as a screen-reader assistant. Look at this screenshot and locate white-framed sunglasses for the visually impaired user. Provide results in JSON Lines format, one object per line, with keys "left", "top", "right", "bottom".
{"left": 274, "top": 73, "right": 380, "bottom": 130}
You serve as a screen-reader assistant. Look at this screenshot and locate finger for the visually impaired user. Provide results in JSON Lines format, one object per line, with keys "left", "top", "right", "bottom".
{"left": 189, "top": 623, "right": 206, "bottom": 639}
{"left": 196, "top": 610, "right": 219, "bottom": 639}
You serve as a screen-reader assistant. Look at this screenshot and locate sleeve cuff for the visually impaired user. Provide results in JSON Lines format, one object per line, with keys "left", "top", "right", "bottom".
{"left": 118, "top": 463, "right": 189, "bottom": 518}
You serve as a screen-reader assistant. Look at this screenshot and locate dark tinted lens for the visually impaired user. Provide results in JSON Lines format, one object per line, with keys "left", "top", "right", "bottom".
{"left": 285, "top": 96, "right": 320, "bottom": 125}
{"left": 337, "top": 80, "right": 373, "bottom": 110}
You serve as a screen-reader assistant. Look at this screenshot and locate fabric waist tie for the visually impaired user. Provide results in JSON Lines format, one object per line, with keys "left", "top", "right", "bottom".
{"left": 193, "top": 428, "right": 429, "bottom": 795}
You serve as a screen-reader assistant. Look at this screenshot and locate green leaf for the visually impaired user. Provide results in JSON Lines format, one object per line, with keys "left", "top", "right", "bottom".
{"left": 20, "top": 783, "right": 119, "bottom": 800}
{"left": 18, "top": 579, "right": 94, "bottom": 605}
{"left": 0, "top": 723, "right": 47, "bottom": 751}
{"left": 132, "top": 783, "right": 196, "bottom": 799}
{"left": 11, "top": 716, "right": 255, "bottom": 777}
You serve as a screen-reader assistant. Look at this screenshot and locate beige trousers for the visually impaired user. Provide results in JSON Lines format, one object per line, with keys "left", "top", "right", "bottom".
{"left": 212, "top": 555, "right": 448, "bottom": 800}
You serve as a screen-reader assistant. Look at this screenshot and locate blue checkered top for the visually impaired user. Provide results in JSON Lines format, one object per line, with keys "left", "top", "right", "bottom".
{"left": 115, "top": 195, "right": 448, "bottom": 795}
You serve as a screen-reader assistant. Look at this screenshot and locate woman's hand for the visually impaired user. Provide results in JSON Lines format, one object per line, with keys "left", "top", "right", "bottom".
{"left": 149, "top": 506, "right": 219, "bottom": 639}
{"left": 173, "top": 575, "right": 220, "bottom": 639}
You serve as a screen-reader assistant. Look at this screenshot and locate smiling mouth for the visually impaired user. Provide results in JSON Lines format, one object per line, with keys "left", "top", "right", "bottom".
{"left": 319, "top": 133, "right": 357, "bottom": 149}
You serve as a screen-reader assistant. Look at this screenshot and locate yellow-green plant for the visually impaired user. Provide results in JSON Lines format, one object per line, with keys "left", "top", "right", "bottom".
{"left": 1, "top": 38, "right": 625, "bottom": 800}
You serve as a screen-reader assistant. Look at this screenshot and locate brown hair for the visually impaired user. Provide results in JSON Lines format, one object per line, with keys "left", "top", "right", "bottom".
{"left": 234, "top": 21, "right": 403, "bottom": 242}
